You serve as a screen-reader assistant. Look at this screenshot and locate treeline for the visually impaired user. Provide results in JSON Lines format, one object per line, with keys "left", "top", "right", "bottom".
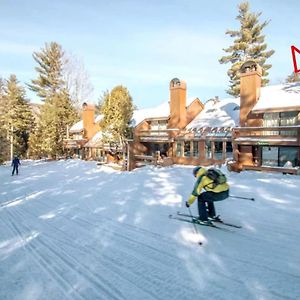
{"left": 0, "top": 41, "right": 134, "bottom": 163}
{"left": 0, "top": 42, "right": 80, "bottom": 162}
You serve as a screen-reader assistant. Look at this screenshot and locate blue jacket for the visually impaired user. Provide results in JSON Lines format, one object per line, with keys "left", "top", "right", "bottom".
{"left": 12, "top": 157, "right": 20, "bottom": 167}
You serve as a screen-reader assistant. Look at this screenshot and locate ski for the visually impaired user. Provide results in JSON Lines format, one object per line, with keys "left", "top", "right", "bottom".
{"left": 168, "top": 214, "right": 232, "bottom": 232}
{"left": 176, "top": 211, "right": 242, "bottom": 228}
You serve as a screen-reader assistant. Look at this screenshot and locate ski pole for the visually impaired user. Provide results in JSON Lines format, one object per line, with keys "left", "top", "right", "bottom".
{"left": 187, "top": 206, "right": 202, "bottom": 245}
{"left": 229, "top": 195, "right": 255, "bottom": 201}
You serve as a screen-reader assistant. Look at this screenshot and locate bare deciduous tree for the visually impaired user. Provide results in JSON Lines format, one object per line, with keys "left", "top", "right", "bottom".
{"left": 63, "top": 53, "right": 94, "bottom": 110}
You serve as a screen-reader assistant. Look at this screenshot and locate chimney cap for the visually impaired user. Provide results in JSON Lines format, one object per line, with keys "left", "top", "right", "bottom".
{"left": 82, "top": 102, "right": 95, "bottom": 110}
{"left": 240, "top": 61, "right": 262, "bottom": 75}
{"left": 170, "top": 78, "right": 186, "bottom": 89}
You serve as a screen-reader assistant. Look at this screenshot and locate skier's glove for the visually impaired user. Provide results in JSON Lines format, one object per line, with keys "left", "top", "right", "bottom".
{"left": 185, "top": 201, "right": 190, "bottom": 208}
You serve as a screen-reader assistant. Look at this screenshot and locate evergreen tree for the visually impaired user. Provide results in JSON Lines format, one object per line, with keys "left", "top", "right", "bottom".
{"left": 28, "top": 42, "right": 65, "bottom": 99}
{"left": 29, "top": 42, "right": 79, "bottom": 158}
{"left": 100, "top": 86, "right": 134, "bottom": 146}
{"left": 219, "top": 1, "right": 275, "bottom": 96}
{"left": 2, "top": 75, "right": 34, "bottom": 158}
{"left": 286, "top": 72, "right": 300, "bottom": 83}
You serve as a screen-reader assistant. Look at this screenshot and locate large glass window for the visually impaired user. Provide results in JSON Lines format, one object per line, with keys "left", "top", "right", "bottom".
{"left": 214, "top": 142, "right": 223, "bottom": 160}
{"left": 205, "top": 141, "right": 212, "bottom": 159}
{"left": 279, "top": 147, "right": 298, "bottom": 167}
{"left": 263, "top": 111, "right": 298, "bottom": 135}
{"left": 176, "top": 142, "right": 182, "bottom": 157}
{"left": 262, "top": 147, "right": 278, "bottom": 166}
{"left": 262, "top": 146, "right": 299, "bottom": 167}
{"left": 192, "top": 141, "right": 199, "bottom": 157}
{"left": 280, "top": 112, "right": 298, "bottom": 136}
{"left": 280, "top": 111, "right": 298, "bottom": 126}
{"left": 184, "top": 142, "right": 191, "bottom": 157}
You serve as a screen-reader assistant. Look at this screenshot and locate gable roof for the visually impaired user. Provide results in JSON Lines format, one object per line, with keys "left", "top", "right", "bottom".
{"left": 70, "top": 115, "right": 103, "bottom": 132}
{"left": 187, "top": 98, "right": 240, "bottom": 129}
{"left": 131, "top": 97, "right": 200, "bottom": 127}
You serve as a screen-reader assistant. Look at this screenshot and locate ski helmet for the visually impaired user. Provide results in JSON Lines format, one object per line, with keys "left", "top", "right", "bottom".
{"left": 192, "top": 166, "right": 202, "bottom": 177}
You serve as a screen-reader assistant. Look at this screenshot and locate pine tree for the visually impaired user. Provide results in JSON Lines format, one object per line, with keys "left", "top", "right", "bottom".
{"left": 28, "top": 42, "right": 65, "bottom": 99}
{"left": 286, "top": 72, "right": 300, "bottom": 83}
{"left": 100, "top": 86, "right": 134, "bottom": 146}
{"left": 219, "top": 1, "right": 275, "bottom": 96}
{"left": 1, "top": 75, "right": 34, "bottom": 158}
{"left": 28, "top": 42, "right": 79, "bottom": 158}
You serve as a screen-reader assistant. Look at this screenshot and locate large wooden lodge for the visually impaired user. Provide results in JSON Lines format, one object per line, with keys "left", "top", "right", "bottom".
{"left": 64, "top": 61, "right": 300, "bottom": 174}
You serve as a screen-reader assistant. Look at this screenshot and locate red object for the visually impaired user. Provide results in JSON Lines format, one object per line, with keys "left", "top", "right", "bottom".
{"left": 291, "top": 45, "right": 300, "bottom": 73}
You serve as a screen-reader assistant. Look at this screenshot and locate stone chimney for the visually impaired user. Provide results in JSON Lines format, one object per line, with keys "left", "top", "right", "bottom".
{"left": 82, "top": 102, "right": 95, "bottom": 139}
{"left": 169, "top": 78, "right": 187, "bottom": 129}
{"left": 239, "top": 61, "right": 262, "bottom": 127}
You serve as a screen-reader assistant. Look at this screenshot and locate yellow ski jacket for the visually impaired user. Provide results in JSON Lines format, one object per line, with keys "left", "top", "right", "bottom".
{"left": 187, "top": 167, "right": 229, "bottom": 206}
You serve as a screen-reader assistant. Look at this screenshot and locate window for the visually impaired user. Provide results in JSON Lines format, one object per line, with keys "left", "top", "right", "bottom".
{"left": 263, "top": 113, "right": 279, "bottom": 135}
{"left": 279, "top": 147, "right": 298, "bottom": 167}
{"left": 205, "top": 141, "right": 212, "bottom": 159}
{"left": 176, "top": 142, "right": 182, "bottom": 157}
{"left": 262, "top": 147, "right": 278, "bottom": 166}
{"left": 279, "top": 111, "right": 298, "bottom": 136}
{"left": 192, "top": 141, "right": 199, "bottom": 157}
{"left": 280, "top": 111, "right": 298, "bottom": 126}
{"left": 184, "top": 142, "right": 191, "bottom": 157}
{"left": 262, "top": 146, "right": 299, "bottom": 167}
{"left": 151, "top": 120, "right": 158, "bottom": 131}
{"left": 150, "top": 120, "right": 168, "bottom": 135}
{"left": 73, "top": 134, "right": 83, "bottom": 140}
{"left": 226, "top": 142, "right": 233, "bottom": 158}
{"left": 214, "top": 142, "right": 223, "bottom": 160}
{"left": 263, "top": 111, "right": 298, "bottom": 135}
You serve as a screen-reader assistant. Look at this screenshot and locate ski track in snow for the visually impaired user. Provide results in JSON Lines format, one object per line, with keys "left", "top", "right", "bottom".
{"left": 0, "top": 160, "right": 300, "bottom": 300}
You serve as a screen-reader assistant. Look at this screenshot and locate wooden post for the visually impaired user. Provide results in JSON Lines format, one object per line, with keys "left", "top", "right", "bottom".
{"left": 10, "top": 125, "right": 13, "bottom": 161}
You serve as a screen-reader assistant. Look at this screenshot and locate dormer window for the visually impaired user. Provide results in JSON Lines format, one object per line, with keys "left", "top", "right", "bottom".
{"left": 150, "top": 120, "right": 167, "bottom": 131}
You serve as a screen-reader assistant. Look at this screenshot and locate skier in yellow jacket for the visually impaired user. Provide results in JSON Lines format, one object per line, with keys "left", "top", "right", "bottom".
{"left": 185, "top": 166, "right": 229, "bottom": 224}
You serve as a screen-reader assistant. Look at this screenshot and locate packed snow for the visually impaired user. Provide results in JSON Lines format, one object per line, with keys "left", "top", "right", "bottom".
{"left": 0, "top": 160, "right": 299, "bottom": 300}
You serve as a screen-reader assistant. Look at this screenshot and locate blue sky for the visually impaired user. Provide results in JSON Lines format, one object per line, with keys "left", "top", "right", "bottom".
{"left": 0, "top": 0, "right": 299, "bottom": 109}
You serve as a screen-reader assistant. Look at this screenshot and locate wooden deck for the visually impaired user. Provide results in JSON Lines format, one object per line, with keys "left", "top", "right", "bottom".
{"left": 243, "top": 165, "right": 299, "bottom": 175}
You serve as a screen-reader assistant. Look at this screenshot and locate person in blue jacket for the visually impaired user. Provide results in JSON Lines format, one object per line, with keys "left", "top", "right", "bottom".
{"left": 11, "top": 155, "right": 21, "bottom": 176}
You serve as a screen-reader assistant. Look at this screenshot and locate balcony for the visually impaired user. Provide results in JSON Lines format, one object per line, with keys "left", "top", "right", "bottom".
{"left": 137, "top": 129, "right": 175, "bottom": 142}
{"left": 63, "top": 138, "right": 87, "bottom": 149}
{"left": 233, "top": 125, "right": 300, "bottom": 146}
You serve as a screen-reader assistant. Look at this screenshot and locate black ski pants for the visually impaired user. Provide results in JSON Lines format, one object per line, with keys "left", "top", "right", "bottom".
{"left": 12, "top": 165, "right": 19, "bottom": 175}
{"left": 197, "top": 190, "right": 229, "bottom": 221}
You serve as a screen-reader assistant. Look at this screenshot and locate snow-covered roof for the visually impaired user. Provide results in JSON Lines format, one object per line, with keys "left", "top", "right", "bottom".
{"left": 84, "top": 131, "right": 104, "bottom": 147}
{"left": 187, "top": 98, "right": 240, "bottom": 129}
{"left": 131, "top": 97, "right": 199, "bottom": 127}
{"left": 253, "top": 82, "right": 300, "bottom": 111}
{"left": 70, "top": 115, "right": 103, "bottom": 132}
